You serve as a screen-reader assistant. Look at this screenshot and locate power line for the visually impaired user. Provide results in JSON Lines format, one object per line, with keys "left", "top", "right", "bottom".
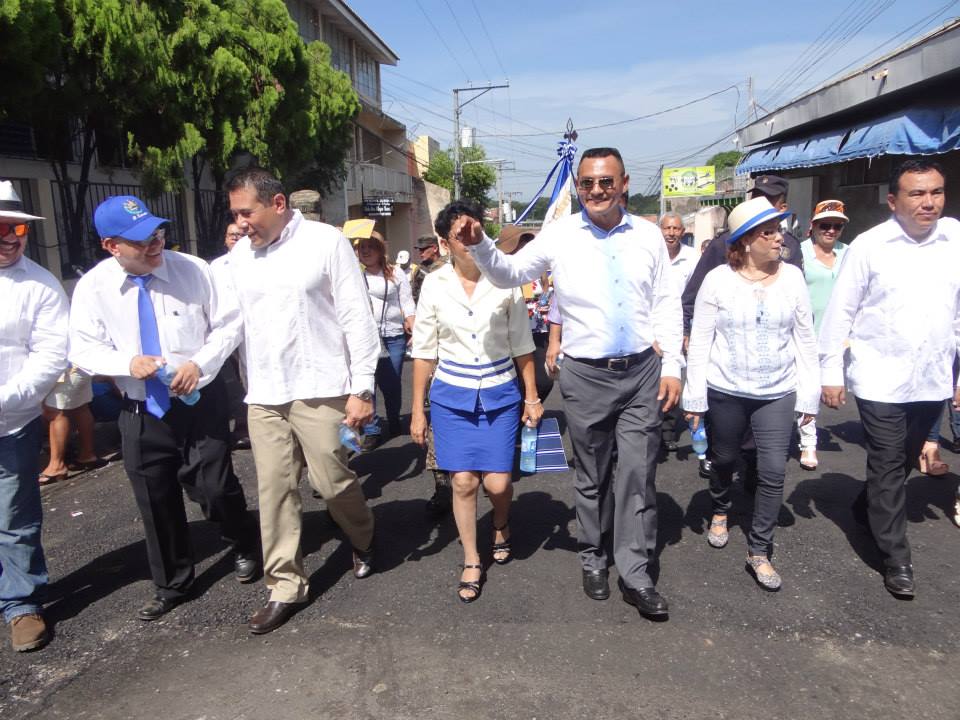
{"left": 470, "top": 0, "right": 509, "bottom": 79}
{"left": 476, "top": 84, "right": 743, "bottom": 137}
{"left": 413, "top": 0, "right": 470, "bottom": 81}
{"left": 442, "top": 0, "right": 492, "bottom": 81}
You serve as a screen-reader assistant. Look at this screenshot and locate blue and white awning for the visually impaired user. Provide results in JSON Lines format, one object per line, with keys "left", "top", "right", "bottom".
{"left": 737, "top": 104, "right": 960, "bottom": 175}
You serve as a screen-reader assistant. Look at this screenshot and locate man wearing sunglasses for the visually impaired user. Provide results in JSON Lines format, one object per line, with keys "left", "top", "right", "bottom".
{"left": 0, "top": 180, "right": 69, "bottom": 651}
{"left": 455, "top": 147, "right": 681, "bottom": 621}
{"left": 820, "top": 158, "right": 960, "bottom": 599}
{"left": 69, "top": 195, "right": 258, "bottom": 621}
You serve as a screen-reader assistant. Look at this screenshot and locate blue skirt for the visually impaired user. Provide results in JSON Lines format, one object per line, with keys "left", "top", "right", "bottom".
{"left": 432, "top": 399, "right": 520, "bottom": 473}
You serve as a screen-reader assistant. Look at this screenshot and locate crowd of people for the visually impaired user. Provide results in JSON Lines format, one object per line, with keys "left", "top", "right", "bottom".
{"left": 1, "top": 150, "right": 958, "bottom": 653}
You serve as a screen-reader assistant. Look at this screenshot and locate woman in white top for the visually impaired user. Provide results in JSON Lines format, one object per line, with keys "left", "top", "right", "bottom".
{"left": 411, "top": 201, "right": 540, "bottom": 604}
{"left": 357, "top": 232, "right": 416, "bottom": 439}
{"left": 683, "top": 197, "right": 819, "bottom": 591}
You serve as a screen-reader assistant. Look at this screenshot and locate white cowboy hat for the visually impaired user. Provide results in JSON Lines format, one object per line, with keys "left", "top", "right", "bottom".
{"left": 0, "top": 181, "right": 44, "bottom": 221}
{"left": 726, "top": 196, "right": 790, "bottom": 244}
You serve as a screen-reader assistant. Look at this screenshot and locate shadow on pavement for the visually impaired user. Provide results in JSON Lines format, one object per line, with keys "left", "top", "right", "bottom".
{"left": 352, "top": 441, "right": 425, "bottom": 499}
{"left": 44, "top": 519, "right": 238, "bottom": 626}
{"left": 788, "top": 472, "right": 884, "bottom": 572}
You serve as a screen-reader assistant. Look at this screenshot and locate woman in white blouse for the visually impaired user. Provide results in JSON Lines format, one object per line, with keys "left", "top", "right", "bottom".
{"left": 357, "top": 232, "right": 416, "bottom": 439}
{"left": 411, "top": 201, "right": 541, "bottom": 604}
{"left": 683, "top": 197, "right": 819, "bottom": 591}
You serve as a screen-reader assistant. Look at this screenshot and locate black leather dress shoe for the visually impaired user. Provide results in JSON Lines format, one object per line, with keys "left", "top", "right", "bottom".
{"left": 698, "top": 458, "right": 713, "bottom": 479}
{"left": 662, "top": 440, "right": 679, "bottom": 453}
{"left": 353, "top": 546, "right": 374, "bottom": 579}
{"left": 618, "top": 578, "right": 669, "bottom": 619}
{"left": 138, "top": 595, "right": 187, "bottom": 621}
{"left": 883, "top": 564, "right": 915, "bottom": 598}
{"left": 582, "top": 569, "right": 610, "bottom": 600}
{"left": 234, "top": 551, "right": 259, "bottom": 583}
{"left": 249, "top": 600, "right": 302, "bottom": 634}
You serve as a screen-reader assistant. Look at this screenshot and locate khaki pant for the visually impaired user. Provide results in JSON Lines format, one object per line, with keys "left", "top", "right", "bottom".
{"left": 248, "top": 397, "right": 374, "bottom": 603}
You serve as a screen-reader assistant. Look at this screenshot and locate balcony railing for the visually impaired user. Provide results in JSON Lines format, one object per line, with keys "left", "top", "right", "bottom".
{"left": 348, "top": 162, "right": 413, "bottom": 203}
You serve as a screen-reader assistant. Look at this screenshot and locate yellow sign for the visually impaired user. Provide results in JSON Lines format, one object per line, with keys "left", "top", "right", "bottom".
{"left": 662, "top": 166, "right": 716, "bottom": 197}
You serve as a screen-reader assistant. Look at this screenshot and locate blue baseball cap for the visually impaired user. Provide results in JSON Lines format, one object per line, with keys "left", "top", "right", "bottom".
{"left": 94, "top": 195, "right": 169, "bottom": 242}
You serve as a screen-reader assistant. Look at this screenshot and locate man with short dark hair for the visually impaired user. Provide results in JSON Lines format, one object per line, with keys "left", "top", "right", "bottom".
{"left": 0, "top": 180, "right": 68, "bottom": 651}
{"left": 70, "top": 194, "right": 258, "bottom": 621}
{"left": 820, "top": 158, "right": 959, "bottom": 599}
{"left": 226, "top": 168, "right": 379, "bottom": 634}
{"left": 410, "top": 234, "right": 443, "bottom": 304}
{"left": 456, "top": 147, "right": 681, "bottom": 620}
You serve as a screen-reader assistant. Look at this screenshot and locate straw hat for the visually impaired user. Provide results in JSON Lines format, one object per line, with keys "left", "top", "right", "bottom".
{"left": 496, "top": 225, "right": 537, "bottom": 255}
{"left": 726, "top": 197, "right": 791, "bottom": 244}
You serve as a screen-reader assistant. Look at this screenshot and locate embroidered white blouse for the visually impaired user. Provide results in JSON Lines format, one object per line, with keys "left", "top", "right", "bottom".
{"left": 683, "top": 263, "right": 820, "bottom": 415}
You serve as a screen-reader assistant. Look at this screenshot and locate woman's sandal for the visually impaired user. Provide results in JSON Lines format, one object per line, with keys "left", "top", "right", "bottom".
{"left": 799, "top": 447, "right": 819, "bottom": 471}
{"left": 492, "top": 520, "right": 512, "bottom": 565}
{"left": 707, "top": 515, "right": 729, "bottom": 549}
{"left": 38, "top": 471, "right": 68, "bottom": 486}
{"left": 457, "top": 564, "right": 485, "bottom": 604}
{"left": 918, "top": 444, "right": 949, "bottom": 476}
{"left": 745, "top": 555, "right": 782, "bottom": 591}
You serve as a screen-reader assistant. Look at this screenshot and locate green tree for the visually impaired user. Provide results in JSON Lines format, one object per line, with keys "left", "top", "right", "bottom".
{"left": 706, "top": 150, "right": 744, "bottom": 171}
{"left": 423, "top": 144, "right": 497, "bottom": 208}
{"left": 0, "top": 0, "right": 358, "bottom": 268}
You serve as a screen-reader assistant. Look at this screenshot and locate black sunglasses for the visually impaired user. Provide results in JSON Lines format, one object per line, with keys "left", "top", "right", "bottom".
{"left": 578, "top": 177, "right": 616, "bottom": 191}
{"left": 817, "top": 222, "right": 845, "bottom": 232}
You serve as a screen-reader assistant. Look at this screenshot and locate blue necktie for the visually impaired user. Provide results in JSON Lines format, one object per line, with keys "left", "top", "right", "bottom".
{"left": 129, "top": 274, "right": 170, "bottom": 419}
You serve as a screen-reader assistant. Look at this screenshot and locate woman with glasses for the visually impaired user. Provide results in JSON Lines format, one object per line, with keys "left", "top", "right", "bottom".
{"left": 684, "top": 197, "right": 819, "bottom": 591}
{"left": 798, "top": 200, "right": 850, "bottom": 470}
{"left": 356, "top": 231, "right": 416, "bottom": 440}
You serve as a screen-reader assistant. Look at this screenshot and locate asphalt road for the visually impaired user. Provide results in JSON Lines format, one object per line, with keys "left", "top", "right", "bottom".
{"left": 3, "top": 371, "right": 959, "bottom": 720}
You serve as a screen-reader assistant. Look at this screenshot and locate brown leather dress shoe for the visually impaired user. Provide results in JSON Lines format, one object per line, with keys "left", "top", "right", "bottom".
{"left": 10, "top": 613, "right": 49, "bottom": 652}
{"left": 248, "top": 601, "right": 301, "bottom": 635}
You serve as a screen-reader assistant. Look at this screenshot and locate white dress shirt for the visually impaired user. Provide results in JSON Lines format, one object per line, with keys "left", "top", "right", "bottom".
{"left": 228, "top": 211, "right": 380, "bottom": 405}
{"left": 412, "top": 263, "right": 534, "bottom": 411}
{"left": 819, "top": 216, "right": 960, "bottom": 403}
{"left": 363, "top": 268, "right": 415, "bottom": 337}
{"left": 684, "top": 264, "right": 820, "bottom": 415}
{"left": 69, "top": 250, "right": 241, "bottom": 400}
{"left": 0, "top": 256, "right": 69, "bottom": 436}
{"left": 669, "top": 243, "right": 697, "bottom": 296}
{"left": 470, "top": 211, "right": 683, "bottom": 378}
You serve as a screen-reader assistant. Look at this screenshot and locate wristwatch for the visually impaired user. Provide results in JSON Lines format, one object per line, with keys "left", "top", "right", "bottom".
{"left": 352, "top": 390, "right": 373, "bottom": 402}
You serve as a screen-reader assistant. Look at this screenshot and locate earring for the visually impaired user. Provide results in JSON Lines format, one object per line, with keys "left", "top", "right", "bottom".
{"left": 744, "top": 244, "right": 751, "bottom": 252}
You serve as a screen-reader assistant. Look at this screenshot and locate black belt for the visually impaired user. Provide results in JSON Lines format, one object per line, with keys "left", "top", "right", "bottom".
{"left": 567, "top": 347, "right": 654, "bottom": 371}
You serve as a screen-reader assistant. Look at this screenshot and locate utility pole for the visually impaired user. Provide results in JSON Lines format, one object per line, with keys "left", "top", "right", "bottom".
{"left": 452, "top": 83, "right": 509, "bottom": 199}
{"left": 461, "top": 158, "right": 513, "bottom": 216}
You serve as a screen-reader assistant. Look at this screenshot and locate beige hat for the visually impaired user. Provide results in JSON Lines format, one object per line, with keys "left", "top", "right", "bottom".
{"left": 0, "top": 181, "right": 44, "bottom": 221}
{"left": 811, "top": 199, "right": 849, "bottom": 223}
{"left": 496, "top": 225, "right": 537, "bottom": 255}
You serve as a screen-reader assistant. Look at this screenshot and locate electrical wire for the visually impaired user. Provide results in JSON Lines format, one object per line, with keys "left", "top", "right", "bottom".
{"left": 413, "top": 0, "right": 471, "bottom": 81}
{"left": 442, "top": 0, "right": 492, "bottom": 81}
{"left": 470, "top": 0, "right": 509, "bottom": 79}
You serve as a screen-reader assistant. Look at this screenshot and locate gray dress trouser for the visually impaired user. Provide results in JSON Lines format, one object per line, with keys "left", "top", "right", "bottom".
{"left": 558, "top": 349, "right": 662, "bottom": 590}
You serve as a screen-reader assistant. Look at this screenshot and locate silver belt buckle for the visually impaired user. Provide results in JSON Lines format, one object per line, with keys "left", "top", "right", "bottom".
{"left": 607, "top": 357, "right": 628, "bottom": 371}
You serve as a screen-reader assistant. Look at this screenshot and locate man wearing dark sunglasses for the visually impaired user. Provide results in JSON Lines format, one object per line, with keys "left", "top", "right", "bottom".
{"left": 455, "top": 147, "right": 682, "bottom": 621}
{"left": 0, "top": 180, "right": 69, "bottom": 651}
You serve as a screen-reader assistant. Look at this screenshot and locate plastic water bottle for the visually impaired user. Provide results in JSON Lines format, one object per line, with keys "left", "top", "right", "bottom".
{"left": 689, "top": 421, "right": 708, "bottom": 458}
{"left": 156, "top": 364, "right": 201, "bottom": 405}
{"left": 520, "top": 423, "right": 538, "bottom": 473}
{"left": 338, "top": 423, "right": 363, "bottom": 453}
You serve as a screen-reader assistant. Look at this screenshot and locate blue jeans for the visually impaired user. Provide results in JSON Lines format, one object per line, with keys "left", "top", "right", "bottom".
{"left": 364, "top": 334, "right": 407, "bottom": 436}
{"left": 0, "top": 417, "right": 48, "bottom": 622}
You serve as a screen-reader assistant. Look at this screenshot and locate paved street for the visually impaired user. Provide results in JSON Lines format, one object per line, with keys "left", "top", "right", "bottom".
{"left": 3, "top": 372, "right": 959, "bottom": 720}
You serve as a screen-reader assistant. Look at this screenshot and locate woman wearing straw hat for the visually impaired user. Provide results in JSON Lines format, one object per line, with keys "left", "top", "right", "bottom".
{"left": 683, "top": 196, "right": 819, "bottom": 591}
{"left": 797, "top": 200, "right": 850, "bottom": 471}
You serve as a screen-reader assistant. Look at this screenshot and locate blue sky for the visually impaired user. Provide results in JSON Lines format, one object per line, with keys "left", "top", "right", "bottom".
{"left": 350, "top": 0, "right": 959, "bottom": 200}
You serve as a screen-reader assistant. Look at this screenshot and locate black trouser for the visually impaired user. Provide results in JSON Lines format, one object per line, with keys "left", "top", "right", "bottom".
{"left": 119, "top": 372, "right": 254, "bottom": 600}
{"left": 708, "top": 389, "right": 795, "bottom": 556}
{"left": 855, "top": 397, "right": 943, "bottom": 567}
